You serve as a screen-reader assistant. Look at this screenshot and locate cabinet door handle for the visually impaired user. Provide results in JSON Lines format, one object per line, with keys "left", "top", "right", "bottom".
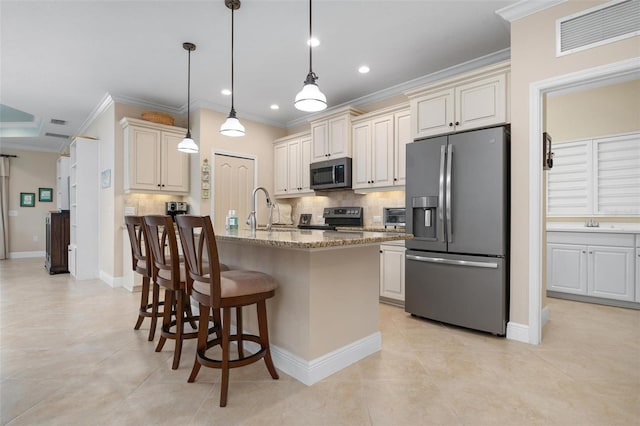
{"left": 455, "top": 121, "right": 460, "bottom": 126}
{"left": 157, "top": 184, "right": 161, "bottom": 187}
{"left": 582, "top": 251, "right": 586, "bottom": 254}
{"left": 589, "top": 251, "right": 593, "bottom": 254}
{"left": 448, "top": 123, "right": 453, "bottom": 127}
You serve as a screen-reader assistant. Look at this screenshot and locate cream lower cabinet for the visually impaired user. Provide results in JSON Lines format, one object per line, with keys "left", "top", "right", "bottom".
{"left": 273, "top": 132, "right": 312, "bottom": 197}
{"left": 121, "top": 117, "right": 189, "bottom": 194}
{"left": 352, "top": 106, "right": 410, "bottom": 191}
{"left": 380, "top": 241, "right": 406, "bottom": 304}
{"left": 547, "top": 232, "right": 636, "bottom": 302}
{"left": 406, "top": 62, "right": 509, "bottom": 140}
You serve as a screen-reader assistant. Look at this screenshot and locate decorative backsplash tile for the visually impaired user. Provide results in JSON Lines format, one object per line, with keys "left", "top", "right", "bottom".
{"left": 279, "top": 190, "right": 405, "bottom": 227}
{"left": 124, "top": 193, "right": 184, "bottom": 216}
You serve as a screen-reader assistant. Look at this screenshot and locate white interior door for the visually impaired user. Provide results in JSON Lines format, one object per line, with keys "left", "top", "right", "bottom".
{"left": 213, "top": 154, "right": 255, "bottom": 233}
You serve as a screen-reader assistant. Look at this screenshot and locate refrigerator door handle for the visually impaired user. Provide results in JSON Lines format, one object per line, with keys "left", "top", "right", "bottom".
{"left": 446, "top": 144, "right": 453, "bottom": 243}
{"left": 438, "top": 145, "right": 446, "bottom": 242}
{"left": 406, "top": 254, "right": 499, "bottom": 269}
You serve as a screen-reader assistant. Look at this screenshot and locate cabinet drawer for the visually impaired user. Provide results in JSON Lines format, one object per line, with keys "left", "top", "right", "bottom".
{"left": 547, "top": 231, "right": 634, "bottom": 247}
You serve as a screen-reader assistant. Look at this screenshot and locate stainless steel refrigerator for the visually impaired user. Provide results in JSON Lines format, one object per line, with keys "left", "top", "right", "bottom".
{"left": 405, "top": 126, "right": 509, "bottom": 335}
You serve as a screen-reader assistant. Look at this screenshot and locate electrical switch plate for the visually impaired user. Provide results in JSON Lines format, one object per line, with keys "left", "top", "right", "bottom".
{"left": 124, "top": 207, "right": 136, "bottom": 216}
{"left": 8, "top": 210, "right": 17, "bottom": 217}
{"left": 373, "top": 215, "right": 382, "bottom": 223}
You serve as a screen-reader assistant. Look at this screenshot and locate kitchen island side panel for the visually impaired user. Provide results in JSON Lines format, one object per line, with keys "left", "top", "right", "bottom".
{"left": 216, "top": 241, "right": 380, "bottom": 361}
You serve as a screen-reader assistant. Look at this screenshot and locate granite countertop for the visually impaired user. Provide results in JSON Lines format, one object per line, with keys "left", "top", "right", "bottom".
{"left": 216, "top": 228, "right": 412, "bottom": 249}
{"left": 546, "top": 222, "right": 640, "bottom": 234}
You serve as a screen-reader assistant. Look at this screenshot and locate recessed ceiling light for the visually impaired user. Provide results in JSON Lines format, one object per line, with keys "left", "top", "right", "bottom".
{"left": 221, "top": 89, "right": 232, "bottom": 96}
{"left": 358, "top": 65, "right": 370, "bottom": 74}
{"left": 307, "top": 38, "right": 320, "bottom": 47}
{"left": 270, "top": 104, "right": 280, "bottom": 110}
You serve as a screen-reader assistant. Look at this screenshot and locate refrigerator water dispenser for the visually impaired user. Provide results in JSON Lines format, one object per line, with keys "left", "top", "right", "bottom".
{"left": 411, "top": 196, "right": 438, "bottom": 239}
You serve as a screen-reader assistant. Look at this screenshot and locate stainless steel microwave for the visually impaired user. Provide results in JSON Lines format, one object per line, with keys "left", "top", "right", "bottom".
{"left": 310, "top": 157, "right": 352, "bottom": 190}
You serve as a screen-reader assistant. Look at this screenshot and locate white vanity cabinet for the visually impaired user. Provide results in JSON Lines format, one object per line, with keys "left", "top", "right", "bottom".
{"left": 547, "top": 231, "right": 636, "bottom": 302}
{"left": 379, "top": 240, "right": 406, "bottom": 305}
{"left": 352, "top": 105, "right": 410, "bottom": 191}
{"left": 405, "top": 61, "right": 509, "bottom": 140}
{"left": 121, "top": 117, "right": 190, "bottom": 194}
{"left": 273, "top": 132, "right": 312, "bottom": 197}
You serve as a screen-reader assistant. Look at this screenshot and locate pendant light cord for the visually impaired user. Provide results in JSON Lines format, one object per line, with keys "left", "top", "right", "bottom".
{"left": 308, "top": 0, "right": 313, "bottom": 75}
{"left": 187, "top": 48, "right": 191, "bottom": 135}
{"left": 231, "top": 5, "right": 235, "bottom": 112}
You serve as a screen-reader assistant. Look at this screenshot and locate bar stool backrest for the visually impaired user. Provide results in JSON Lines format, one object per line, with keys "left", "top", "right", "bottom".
{"left": 143, "top": 215, "right": 181, "bottom": 290}
{"left": 124, "top": 215, "right": 151, "bottom": 277}
{"left": 176, "top": 215, "right": 223, "bottom": 307}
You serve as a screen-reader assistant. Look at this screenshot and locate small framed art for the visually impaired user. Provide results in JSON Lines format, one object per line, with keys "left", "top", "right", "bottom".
{"left": 39, "top": 187, "right": 53, "bottom": 202}
{"left": 20, "top": 192, "right": 35, "bottom": 207}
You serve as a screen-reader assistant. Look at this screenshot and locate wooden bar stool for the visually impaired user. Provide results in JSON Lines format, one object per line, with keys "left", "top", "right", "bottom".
{"left": 143, "top": 215, "right": 199, "bottom": 370}
{"left": 176, "top": 215, "right": 279, "bottom": 407}
{"left": 125, "top": 215, "right": 163, "bottom": 341}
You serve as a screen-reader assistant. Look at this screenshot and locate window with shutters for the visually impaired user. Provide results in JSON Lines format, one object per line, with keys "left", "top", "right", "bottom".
{"left": 547, "top": 132, "right": 640, "bottom": 216}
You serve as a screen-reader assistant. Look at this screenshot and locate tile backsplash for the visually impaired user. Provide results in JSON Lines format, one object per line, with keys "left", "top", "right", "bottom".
{"left": 124, "top": 193, "right": 184, "bottom": 216}
{"left": 278, "top": 190, "right": 405, "bottom": 227}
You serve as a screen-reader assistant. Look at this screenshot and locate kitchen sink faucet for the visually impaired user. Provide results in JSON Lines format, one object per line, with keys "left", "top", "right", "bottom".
{"left": 247, "top": 186, "right": 273, "bottom": 233}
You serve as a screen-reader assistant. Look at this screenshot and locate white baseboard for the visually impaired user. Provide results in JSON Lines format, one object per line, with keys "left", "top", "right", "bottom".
{"left": 506, "top": 321, "right": 529, "bottom": 344}
{"left": 236, "top": 331, "right": 381, "bottom": 386}
{"left": 8, "top": 251, "right": 45, "bottom": 259}
{"left": 541, "top": 305, "right": 550, "bottom": 328}
{"left": 100, "top": 271, "right": 124, "bottom": 288}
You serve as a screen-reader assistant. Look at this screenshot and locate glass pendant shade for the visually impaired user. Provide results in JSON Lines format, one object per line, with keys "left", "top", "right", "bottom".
{"left": 220, "top": 109, "right": 245, "bottom": 137}
{"left": 177, "top": 131, "right": 199, "bottom": 153}
{"left": 295, "top": 79, "right": 327, "bottom": 112}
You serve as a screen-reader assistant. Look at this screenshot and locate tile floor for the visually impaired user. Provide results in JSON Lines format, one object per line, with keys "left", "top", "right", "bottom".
{"left": 1, "top": 257, "right": 639, "bottom": 425}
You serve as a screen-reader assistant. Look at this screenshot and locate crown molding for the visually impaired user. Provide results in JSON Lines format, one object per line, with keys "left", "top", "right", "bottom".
{"left": 496, "top": 0, "right": 567, "bottom": 22}
{"left": 76, "top": 93, "right": 115, "bottom": 136}
{"left": 110, "top": 94, "right": 183, "bottom": 115}
{"left": 285, "top": 48, "right": 511, "bottom": 129}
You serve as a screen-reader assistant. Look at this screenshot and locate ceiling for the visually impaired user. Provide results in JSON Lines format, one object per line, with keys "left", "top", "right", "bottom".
{"left": 0, "top": 0, "right": 517, "bottom": 153}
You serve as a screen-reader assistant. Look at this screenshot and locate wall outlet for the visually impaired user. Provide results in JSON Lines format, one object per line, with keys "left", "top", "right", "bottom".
{"left": 373, "top": 215, "right": 382, "bottom": 223}
{"left": 315, "top": 215, "right": 324, "bottom": 223}
{"left": 124, "top": 206, "right": 136, "bottom": 216}
{"left": 8, "top": 210, "right": 17, "bottom": 217}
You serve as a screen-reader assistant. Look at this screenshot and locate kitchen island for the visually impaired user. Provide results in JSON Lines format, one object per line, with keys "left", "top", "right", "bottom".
{"left": 215, "top": 228, "right": 411, "bottom": 385}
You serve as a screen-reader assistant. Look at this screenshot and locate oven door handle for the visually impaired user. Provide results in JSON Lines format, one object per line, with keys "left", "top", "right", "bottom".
{"left": 406, "top": 254, "right": 498, "bottom": 269}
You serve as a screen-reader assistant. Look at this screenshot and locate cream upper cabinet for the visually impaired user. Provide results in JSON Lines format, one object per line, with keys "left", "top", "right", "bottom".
{"left": 274, "top": 142, "right": 288, "bottom": 195}
{"left": 310, "top": 107, "right": 362, "bottom": 162}
{"left": 352, "top": 105, "right": 409, "bottom": 191}
{"left": 406, "top": 62, "right": 509, "bottom": 140}
{"left": 394, "top": 109, "right": 411, "bottom": 186}
{"left": 121, "top": 118, "right": 189, "bottom": 194}
{"left": 273, "top": 132, "right": 313, "bottom": 198}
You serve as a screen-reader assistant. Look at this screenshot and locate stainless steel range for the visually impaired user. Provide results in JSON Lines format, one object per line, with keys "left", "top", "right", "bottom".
{"left": 297, "top": 207, "right": 363, "bottom": 230}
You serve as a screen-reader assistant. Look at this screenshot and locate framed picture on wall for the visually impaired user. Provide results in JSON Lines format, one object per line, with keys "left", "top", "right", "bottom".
{"left": 39, "top": 187, "right": 53, "bottom": 202}
{"left": 20, "top": 192, "right": 35, "bottom": 207}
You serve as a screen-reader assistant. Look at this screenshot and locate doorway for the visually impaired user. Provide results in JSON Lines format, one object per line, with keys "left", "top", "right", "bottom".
{"left": 212, "top": 153, "right": 256, "bottom": 232}
{"left": 528, "top": 58, "right": 639, "bottom": 344}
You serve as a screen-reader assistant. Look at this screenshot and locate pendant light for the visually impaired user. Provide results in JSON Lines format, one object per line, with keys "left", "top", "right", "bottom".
{"left": 177, "top": 42, "right": 199, "bottom": 153}
{"left": 294, "top": 0, "right": 327, "bottom": 112}
{"left": 220, "top": 0, "right": 245, "bottom": 137}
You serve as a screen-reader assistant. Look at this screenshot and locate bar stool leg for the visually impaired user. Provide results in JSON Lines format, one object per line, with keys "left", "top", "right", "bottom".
{"left": 188, "top": 303, "right": 208, "bottom": 383}
{"left": 134, "top": 276, "right": 151, "bottom": 330}
{"left": 257, "top": 300, "right": 279, "bottom": 380}
{"left": 236, "top": 307, "right": 243, "bottom": 357}
{"left": 220, "top": 307, "right": 232, "bottom": 407}
{"left": 173, "top": 290, "right": 185, "bottom": 370}
{"left": 156, "top": 289, "right": 173, "bottom": 353}
{"left": 148, "top": 281, "right": 161, "bottom": 341}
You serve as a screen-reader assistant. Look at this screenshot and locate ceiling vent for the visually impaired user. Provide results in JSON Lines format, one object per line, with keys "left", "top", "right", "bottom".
{"left": 50, "top": 118, "right": 67, "bottom": 125}
{"left": 557, "top": 0, "right": 640, "bottom": 56}
{"left": 45, "top": 132, "right": 70, "bottom": 139}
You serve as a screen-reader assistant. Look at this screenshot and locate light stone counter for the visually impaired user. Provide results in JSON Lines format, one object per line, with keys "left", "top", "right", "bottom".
{"left": 215, "top": 227, "right": 411, "bottom": 386}
{"left": 546, "top": 222, "right": 640, "bottom": 234}
{"left": 216, "top": 228, "right": 411, "bottom": 249}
